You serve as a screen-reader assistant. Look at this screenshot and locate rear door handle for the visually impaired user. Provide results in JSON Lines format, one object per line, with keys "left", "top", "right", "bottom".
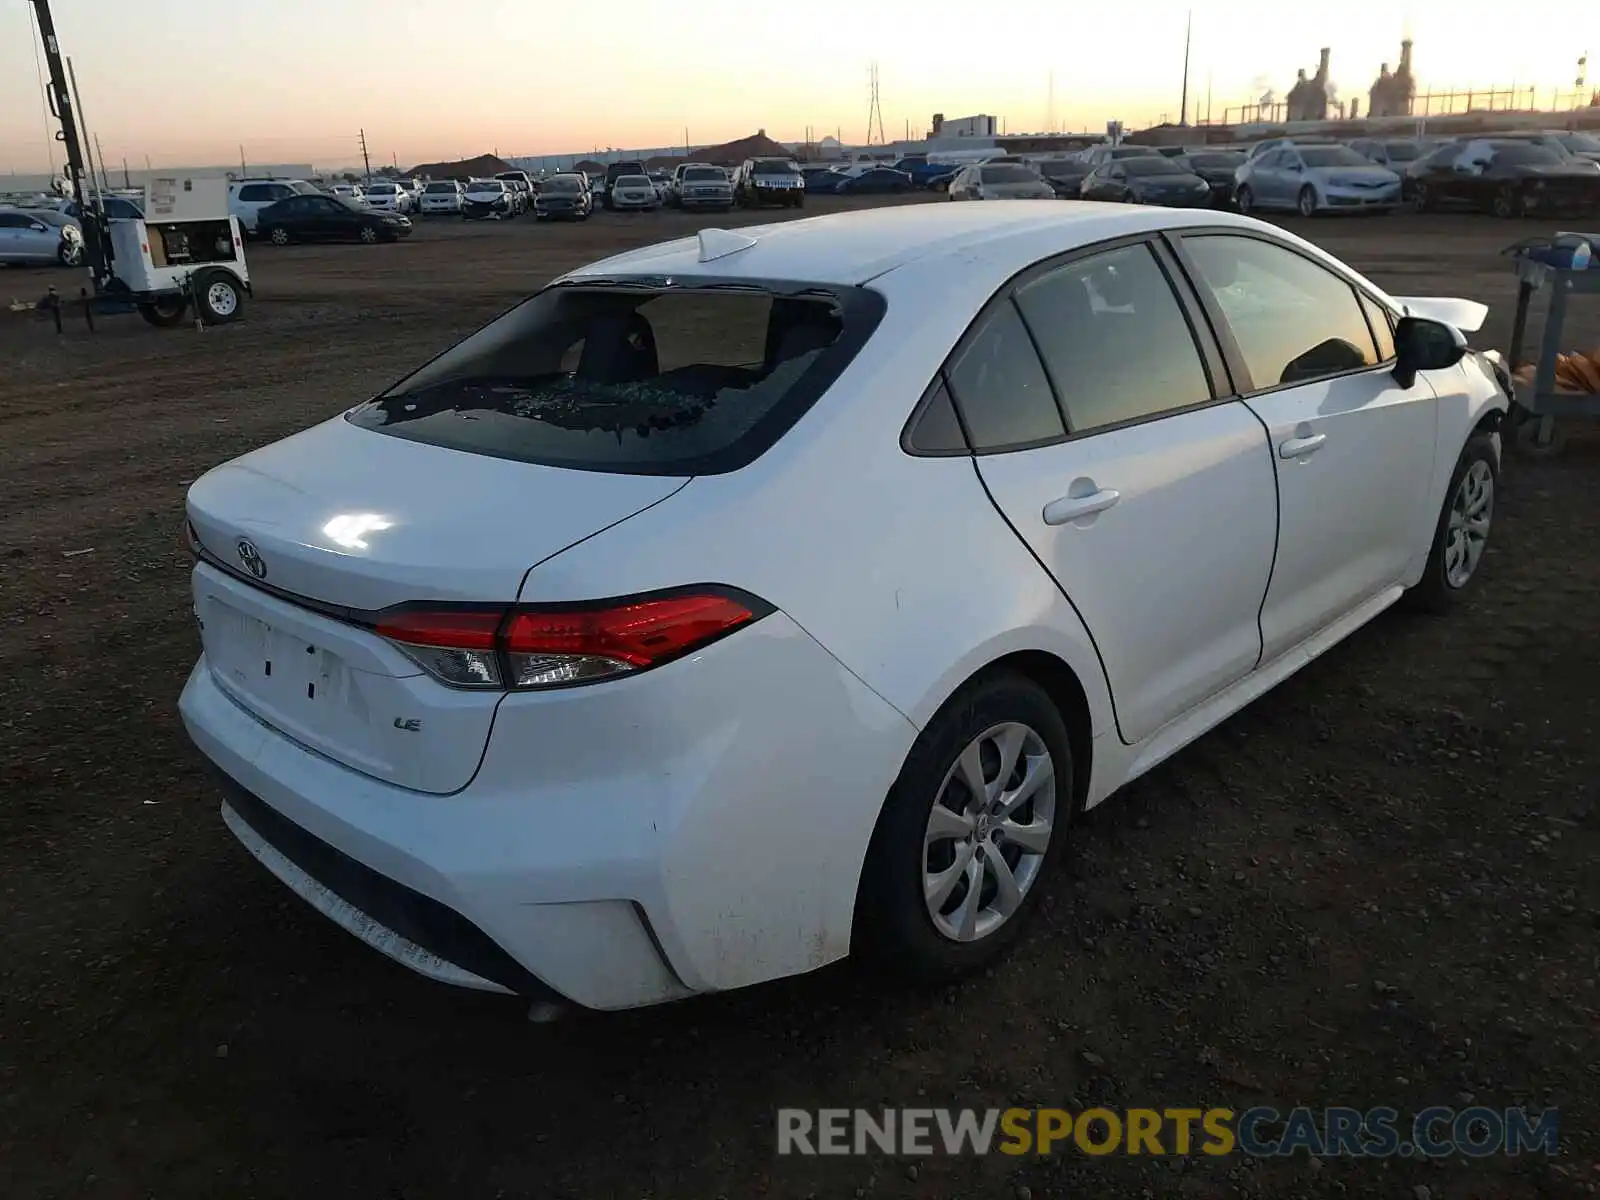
{"left": 1043, "top": 489, "right": 1120, "bottom": 526}
{"left": 1279, "top": 433, "right": 1326, "bottom": 459}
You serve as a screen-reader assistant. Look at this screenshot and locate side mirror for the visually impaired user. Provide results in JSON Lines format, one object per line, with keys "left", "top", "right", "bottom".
{"left": 1393, "top": 316, "right": 1467, "bottom": 388}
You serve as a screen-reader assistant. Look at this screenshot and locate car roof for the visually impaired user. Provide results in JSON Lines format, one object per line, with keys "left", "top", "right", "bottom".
{"left": 564, "top": 202, "right": 1266, "bottom": 287}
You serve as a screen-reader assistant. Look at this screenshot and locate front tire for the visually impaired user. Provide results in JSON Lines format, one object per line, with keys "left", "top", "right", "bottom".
{"left": 855, "top": 672, "right": 1072, "bottom": 982}
{"left": 1405, "top": 433, "right": 1499, "bottom": 613}
{"left": 1234, "top": 184, "right": 1254, "bottom": 215}
{"left": 57, "top": 240, "right": 84, "bottom": 267}
{"left": 267, "top": 225, "right": 290, "bottom": 246}
{"left": 193, "top": 270, "right": 243, "bottom": 325}
{"left": 1297, "top": 185, "right": 1318, "bottom": 217}
{"left": 1492, "top": 187, "right": 1522, "bottom": 219}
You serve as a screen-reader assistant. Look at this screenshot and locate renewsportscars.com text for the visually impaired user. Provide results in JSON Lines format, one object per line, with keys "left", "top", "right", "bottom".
{"left": 777, "top": 1106, "right": 1559, "bottom": 1159}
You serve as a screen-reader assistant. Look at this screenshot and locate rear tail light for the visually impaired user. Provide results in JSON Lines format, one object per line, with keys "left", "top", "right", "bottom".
{"left": 373, "top": 588, "right": 770, "bottom": 691}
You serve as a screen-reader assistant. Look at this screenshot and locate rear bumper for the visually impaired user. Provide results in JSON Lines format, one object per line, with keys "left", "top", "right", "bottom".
{"left": 180, "top": 612, "right": 916, "bottom": 1010}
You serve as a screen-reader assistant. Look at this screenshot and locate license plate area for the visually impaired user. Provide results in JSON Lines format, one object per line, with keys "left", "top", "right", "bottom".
{"left": 204, "top": 598, "right": 351, "bottom": 717}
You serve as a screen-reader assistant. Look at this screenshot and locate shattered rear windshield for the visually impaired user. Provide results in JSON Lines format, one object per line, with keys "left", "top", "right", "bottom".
{"left": 347, "top": 281, "right": 886, "bottom": 475}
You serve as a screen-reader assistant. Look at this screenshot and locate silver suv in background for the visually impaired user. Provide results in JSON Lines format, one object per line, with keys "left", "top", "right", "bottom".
{"left": 671, "top": 165, "right": 733, "bottom": 210}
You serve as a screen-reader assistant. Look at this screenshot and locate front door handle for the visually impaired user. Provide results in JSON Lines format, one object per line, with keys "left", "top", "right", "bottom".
{"left": 1043, "top": 489, "right": 1120, "bottom": 526}
{"left": 1279, "top": 433, "right": 1326, "bottom": 459}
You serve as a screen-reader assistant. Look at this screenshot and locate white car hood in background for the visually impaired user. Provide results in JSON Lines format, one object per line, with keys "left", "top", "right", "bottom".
{"left": 1393, "top": 296, "right": 1488, "bottom": 334}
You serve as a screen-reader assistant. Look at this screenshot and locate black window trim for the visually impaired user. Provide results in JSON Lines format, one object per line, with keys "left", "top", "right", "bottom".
{"left": 901, "top": 230, "right": 1236, "bottom": 458}
{"left": 348, "top": 275, "right": 888, "bottom": 478}
{"left": 1163, "top": 227, "right": 1401, "bottom": 398}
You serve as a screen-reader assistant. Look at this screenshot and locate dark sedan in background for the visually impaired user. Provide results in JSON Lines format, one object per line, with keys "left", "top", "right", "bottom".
{"left": 255, "top": 194, "right": 412, "bottom": 245}
{"left": 531, "top": 173, "right": 592, "bottom": 221}
{"left": 1411, "top": 140, "right": 1600, "bottom": 217}
{"left": 832, "top": 167, "right": 914, "bottom": 195}
{"left": 1037, "top": 157, "right": 1092, "bottom": 197}
{"left": 1174, "top": 150, "right": 1246, "bottom": 207}
{"left": 1080, "top": 155, "right": 1213, "bottom": 206}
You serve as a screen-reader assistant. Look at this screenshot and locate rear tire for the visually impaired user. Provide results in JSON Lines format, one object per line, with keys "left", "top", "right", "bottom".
{"left": 1235, "top": 185, "right": 1254, "bottom": 214}
{"left": 855, "top": 672, "right": 1073, "bottom": 983}
{"left": 137, "top": 297, "right": 188, "bottom": 328}
{"left": 1413, "top": 184, "right": 1433, "bottom": 213}
{"left": 267, "top": 226, "right": 290, "bottom": 246}
{"left": 1404, "top": 433, "right": 1499, "bottom": 613}
{"left": 1297, "top": 185, "right": 1318, "bottom": 217}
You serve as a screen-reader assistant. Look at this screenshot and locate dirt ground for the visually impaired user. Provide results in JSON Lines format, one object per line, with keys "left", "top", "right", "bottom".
{"left": 2, "top": 197, "right": 1597, "bottom": 1200}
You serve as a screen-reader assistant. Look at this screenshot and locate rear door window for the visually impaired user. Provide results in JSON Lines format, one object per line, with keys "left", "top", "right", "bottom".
{"left": 943, "top": 302, "right": 1064, "bottom": 451}
{"left": 347, "top": 282, "right": 885, "bottom": 475}
{"left": 1015, "top": 243, "right": 1213, "bottom": 433}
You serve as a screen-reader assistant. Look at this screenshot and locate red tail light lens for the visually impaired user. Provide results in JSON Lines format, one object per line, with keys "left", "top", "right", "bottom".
{"left": 376, "top": 609, "right": 505, "bottom": 688}
{"left": 372, "top": 589, "right": 768, "bottom": 691}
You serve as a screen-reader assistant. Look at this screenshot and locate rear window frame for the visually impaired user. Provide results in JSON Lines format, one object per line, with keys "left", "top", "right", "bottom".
{"left": 345, "top": 276, "right": 888, "bottom": 477}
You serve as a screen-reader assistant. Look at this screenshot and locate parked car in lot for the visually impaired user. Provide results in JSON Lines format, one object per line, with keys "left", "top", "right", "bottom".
{"left": 803, "top": 166, "right": 848, "bottom": 194}
{"left": 1549, "top": 129, "right": 1600, "bottom": 165}
{"left": 832, "top": 167, "right": 915, "bottom": 196}
{"left": 532, "top": 173, "right": 592, "bottom": 221}
{"left": 1079, "top": 144, "right": 1163, "bottom": 169}
{"left": 362, "top": 180, "right": 413, "bottom": 215}
{"left": 1036, "top": 157, "right": 1093, "bottom": 198}
{"left": 419, "top": 180, "right": 465, "bottom": 215}
{"left": 608, "top": 174, "right": 660, "bottom": 211}
{"left": 59, "top": 194, "right": 145, "bottom": 221}
{"left": 1172, "top": 150, "right": 1247, "bottom": 207}
{"left": 672, "top": 165, "right": 733, "bottom": 210}
{"left": 0, "top": 206, "right": 85, "bottom": 265}
{"left": 1410, "top": 139, "right": 1600, "bottom": 217}
{"left": 327, "top": 183, "right": 366, "bottom": 205}
{"left": 256, "top": 194, "right": 412, "bottom": 244}
{"left": 1080, "top": 155, "right": 1213, "bottom": 206}
{"left": 948, "top": 162, "right": 1056, "bottom": 201}
{"left": 229, "top": 178, "right": 319, "bottom": 235}
{"left": 462, "top": 179, "right": 514, "bottom": 220}
{"left": 601, "top": 160, "right": 647, "bottom": 210}
{"left": 1234, "top": 144, "right": 1402, "bottom": 216}
{"left": 178, "top": 203, "right": 1508, "bottom": 1011}
{"left": 735, "top": 157, "right": 806, "bottom": 208}
{"left": 1347, "top": 137, "right": 1430, "bottom": 172}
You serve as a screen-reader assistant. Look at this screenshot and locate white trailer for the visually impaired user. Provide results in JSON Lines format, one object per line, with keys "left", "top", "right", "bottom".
{"left": 102, "top": 176, "right": 251, "bottom": 327}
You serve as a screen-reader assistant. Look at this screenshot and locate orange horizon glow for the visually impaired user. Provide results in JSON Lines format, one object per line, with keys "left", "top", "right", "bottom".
{"left": 1, "top": 0, "right": 1593, "bottom": 175}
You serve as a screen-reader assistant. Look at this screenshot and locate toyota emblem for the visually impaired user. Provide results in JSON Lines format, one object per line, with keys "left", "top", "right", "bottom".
{"left": 236, "top": 539, "right": 267, "bottom": 580}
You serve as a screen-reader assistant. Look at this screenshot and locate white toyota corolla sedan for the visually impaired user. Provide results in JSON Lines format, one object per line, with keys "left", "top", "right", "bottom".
{"left": 180, "top": 203, "right": 1509, "bottom": 1011}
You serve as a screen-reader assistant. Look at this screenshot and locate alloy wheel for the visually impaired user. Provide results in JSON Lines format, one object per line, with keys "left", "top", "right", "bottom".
{"left": 1444, "top": 460, "right": 1493, "bottom": 588}
{"left": 922, "top": 722, "right": 1056, "bottom": 943}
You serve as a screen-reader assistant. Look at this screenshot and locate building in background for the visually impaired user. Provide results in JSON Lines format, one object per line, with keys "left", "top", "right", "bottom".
{"left": 1368, "top": 39, "right": 1418, "bottom": 118}
{"left": 928, "top": 114, "right": 999, "bottom": 139}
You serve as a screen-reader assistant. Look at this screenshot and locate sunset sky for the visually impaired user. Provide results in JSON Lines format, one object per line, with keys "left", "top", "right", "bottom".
{"left": 1, "top": 0, "right": 1593, "bottom": 174}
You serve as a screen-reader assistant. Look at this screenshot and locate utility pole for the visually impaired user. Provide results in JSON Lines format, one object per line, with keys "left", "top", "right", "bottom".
{"left": 121, "top": 156, "right": 130, "bottom": 188}
{"left": 65, "top": 56, "right": 103, "bottom": 194}
{"left": 1179, "top": 9, "right": 1192, "bottom": 126}
{"left": 358, "top": 128, "right": 372, "bottom": 182}
{"left": 240, "top": 144, "right": 247, "bottom": 176}
{"left": 94, "top": 134, "right": 109, "bottom": 193}
{"left": 27, "top": 0, "right": 107, "bottom": 285}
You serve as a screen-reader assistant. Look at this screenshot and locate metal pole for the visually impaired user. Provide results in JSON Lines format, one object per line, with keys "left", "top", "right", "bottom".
{"left": 28, "top": 0, "right": 107, "bottom": 287}
{"left": 1179, "top": 10, "right": 1192, "bottom": 126}
{"left": 65, "top": 56, "right": 103, "bottom": 197}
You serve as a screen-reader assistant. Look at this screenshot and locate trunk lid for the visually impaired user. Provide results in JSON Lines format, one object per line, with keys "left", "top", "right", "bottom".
{"left": 186, "top": 417, "right": 687, "bottom": 793}
{"left": 186, "top": 415, "right": 687, "bottom": 611}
